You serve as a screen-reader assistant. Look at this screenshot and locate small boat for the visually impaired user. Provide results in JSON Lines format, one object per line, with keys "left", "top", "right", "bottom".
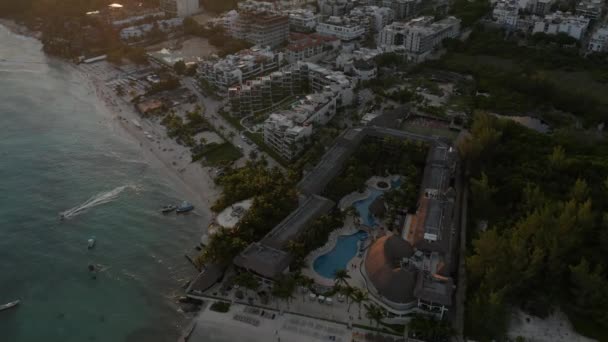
{"left": 0, "top": 300, "right": 20, "bottom": 312}
{"left": 176, "top": 201, "right": 194, "bottom": 213}
{"left": 161, "top": 205, "right": 176, "bottom": 214}
{"left": 87, "top": 237, "right": 96, "bottom": 250}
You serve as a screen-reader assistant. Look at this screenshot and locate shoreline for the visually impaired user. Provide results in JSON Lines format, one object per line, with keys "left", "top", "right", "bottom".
{"left": 74, "top": 64, "right": 220, "bottom": 223}
{"left": 0, "top": 18, "right": 41, "bottom": 39}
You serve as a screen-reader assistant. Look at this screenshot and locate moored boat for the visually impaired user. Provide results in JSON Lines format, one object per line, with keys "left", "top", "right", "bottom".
{"left": 176, "top": 201, "right": 194, "bottom": 213}
{"left": 161, "top": 205, "right": 176, "bottom": 214}
{"left": 0, "top": 300, "right": 20, "bottom": 312}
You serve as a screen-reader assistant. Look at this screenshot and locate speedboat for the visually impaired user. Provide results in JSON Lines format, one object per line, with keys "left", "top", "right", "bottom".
{"left": 0, "top": 300, "right": 20, "bottom": 312}
{"left": 88, "top": 237, "right": 96, "bottom": 250}
{"left": 161, "top": 205, "right": 176, "bottom": 214}
{"left": 176, "top": 201, "right": 194, "bottom": 213}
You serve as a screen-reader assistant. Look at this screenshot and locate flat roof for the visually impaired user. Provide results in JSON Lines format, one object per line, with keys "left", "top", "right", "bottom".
{"left": 261, "top": 195, "right": 335, "bottom": 249}
{"left": 233, "top": 243, "right": 292, "bottom": 280}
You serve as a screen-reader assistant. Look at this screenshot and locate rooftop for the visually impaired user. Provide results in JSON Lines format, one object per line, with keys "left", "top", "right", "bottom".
{"left": 261, "top": 195, "right": 335, "bottom": 249}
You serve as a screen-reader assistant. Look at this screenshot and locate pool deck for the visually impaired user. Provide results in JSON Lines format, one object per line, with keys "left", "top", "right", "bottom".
{"left": 303, "top": 215, "right": 365, "bottom": 287}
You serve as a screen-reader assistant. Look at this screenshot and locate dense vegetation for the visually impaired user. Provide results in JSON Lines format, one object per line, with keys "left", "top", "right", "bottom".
{"left": 461, "top": 112, "right": 608, "bottom": 341}
{"left": 325, "top": 137, "right": 428, "bottom": 201}
{"left": 198, "top": 161, "right": 298, "bottom": 264}
{"left": 429, "top": 26, "right": 608, "bottom": 126}
{"left": 1, "top": 0, "right": 158, "bottom": 59}
{"left": 286, "top": 213, "right": 345, "bottom": 271}
{"left": 183, "top": 17, "right": 253, "bottom": 57}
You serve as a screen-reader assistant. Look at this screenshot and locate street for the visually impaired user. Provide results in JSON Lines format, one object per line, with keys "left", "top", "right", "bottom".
{"left": 182, "top": 77, "right": 283, "bottom": 170}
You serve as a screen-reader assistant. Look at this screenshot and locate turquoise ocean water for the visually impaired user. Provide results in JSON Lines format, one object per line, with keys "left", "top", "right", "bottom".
{"left": 0, "top": 25, "right": 206, "bottom": 342}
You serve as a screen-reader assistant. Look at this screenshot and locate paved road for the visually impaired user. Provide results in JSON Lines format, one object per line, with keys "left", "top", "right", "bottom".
{"left": 182, "top": 77, "right": 283, "bottom": 170}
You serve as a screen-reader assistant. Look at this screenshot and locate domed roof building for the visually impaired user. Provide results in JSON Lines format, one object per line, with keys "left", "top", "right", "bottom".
{"left": 364, "top": 235, "right": 418, "bottom": 304}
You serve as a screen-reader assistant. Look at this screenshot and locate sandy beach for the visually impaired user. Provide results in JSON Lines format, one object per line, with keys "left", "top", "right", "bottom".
{"left": 72, "top": 62, "right": 220, "bottom": 231}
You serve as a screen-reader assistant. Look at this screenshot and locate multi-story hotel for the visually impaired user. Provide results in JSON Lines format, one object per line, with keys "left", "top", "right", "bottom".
{"left": 379, "top": 16, "right": 461, "bottom": 62}
{"left": 198, "top": 47, "right": 284, "bottom": 93}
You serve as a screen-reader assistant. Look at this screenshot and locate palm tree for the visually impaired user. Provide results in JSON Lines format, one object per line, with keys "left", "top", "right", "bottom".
{"left": 234, "top": 272, "right": 259, "bottom": 300}
{"left": 364, "top": 303, "right": 385, "bottom": 332}
{"left": 351, "top": 289, "right": 369, "bottom": 319}
{"left": 272, "top": 275, "right": 296, "bottom": 311}
{"left": 334, "top": 269, "right": 351, "bottom": 288}
{"left": 341, "top": 285, "right": 355, "bottom": 313}
{"left": 295, "top": 274, "right": 314, "bottom": 303}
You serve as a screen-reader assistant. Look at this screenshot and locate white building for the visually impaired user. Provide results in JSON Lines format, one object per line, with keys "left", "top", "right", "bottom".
{"left": 231, "top": 2, "right": 289, "bottom": 47}
{"left": 336, "top": 47, "right": 382, "bottom": 80}
{"left": 119, "top": 18, "right": 183, "bottom": 41}
{"left": 264, "top": 90, "right": 338, "bottom": 160}
{"left": 379, "top": 16, "right": 461, "bottom": 62}
{"left": 349, "top": 6, "right": 395, "bottom": 33}
{"left": 575, "top": 0, "right": 603, "bottom": 20}
{"left": 316, "top": 16, "right": 367, "bottom": 41}
{"left": 160, "top": 0, "right": 199, "bottom": 17}
{"left": 532, "top": 12, "right": 590, "bottom": 40}
{"left": 287, "top": 9, "right": 319, "bottom": 32}
{"left": 318, "top": 0, "right": 355, "bottom": 16}
{"left": 492, "top": 0, "right": 519, "bottom": 28}
{"left": 199, "top": 47, "right": 284, "bottom": 92}
{"left": 286, "top": 32, "right": 339, "bottom": 63}
{"left": 525, "top": 0, "right": 554, "bottom": 15}
{"left": 588, "top": 25, "right": 608, "bottom": 52}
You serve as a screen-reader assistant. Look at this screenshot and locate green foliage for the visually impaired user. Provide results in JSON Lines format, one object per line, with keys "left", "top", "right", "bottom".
{"left": 173, "top": 60, "right": 187, "bottom": 75}
{"left": 289, "top": 213, "right": 344, "bottom": 271}
{"left": 146, "top": 76, "right": 180, "bottom": 95}
{"left": 182, "top": 19, "right": 253, "bottom": 56}
{"left": 199, "top": 162, "right": 298, "bottom": 264}
{"left": 209, "top": 301, "right": 231, "bottom": 312}
{"left": 450, "top": 0, "right": 491, "bottom": 28}
{"left": 463, "top": 113, "right": 608, "bottom": 340}
{"left": 435, "top": 27, "right": 608, "bottom": 125}
{"left": 408, "top": 314, "right": 455, "bottom": 341}
{"left": 200, "top": 0, "right": 239, "bottom": 13}
{"left": 325, "top": 137, "right": 428, "bottom": 201}
{"left": 160, "top": 110, "right": 211, "bottom": 146}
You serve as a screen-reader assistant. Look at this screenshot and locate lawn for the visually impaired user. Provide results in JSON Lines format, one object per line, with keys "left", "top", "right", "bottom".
{"left": 201, "top": 143, "right": 242, "bottom": 166}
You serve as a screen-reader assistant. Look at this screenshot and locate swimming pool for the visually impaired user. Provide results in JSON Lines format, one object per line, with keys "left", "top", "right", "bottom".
{"left": 313, "top": 230, "right": 368, "bottom": 279}
{"left": 353, "top": 178, "right": 402, "bottom": 227}
{"left": 353, "top": 189, "right": 383, "bottom": 227}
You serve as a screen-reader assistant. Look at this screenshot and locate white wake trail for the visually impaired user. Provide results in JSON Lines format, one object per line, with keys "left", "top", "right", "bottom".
{"left": 60, "top": 185, "right": 139, "bottom": 219}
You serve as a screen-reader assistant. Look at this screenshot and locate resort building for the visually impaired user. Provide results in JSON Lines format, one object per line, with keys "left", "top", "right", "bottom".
{"left": 588, "top": 25, "right": 608, "bottom": 52}
{"left": 363, "top": 0, "right": 418, "bottom": 20}
{"left": 336, "top": 47, "right": 383, "bottom": 80}
{"left": 233, "top": 195, "right": 335, "bottom": 280}
{"left": 525, "top": 0, "right": 555, "bottom": 15}
{"left": 575, "top": 0, "right": 603, "bottom": 20}
{"left": 316, "top": 16, "right": 367, "bottom": 42}
{"left": 532, "top": 11, "right": 590, "bottom": 40}
{"left": 287, "top": 9, "right": 319, "bottom": 32}
{"left": 285, "top": 32, "right": 339, "bottom": 64}
{"left": 198, "top": 47, "right": 284, "bottom": 92}
{"left": 318, "top": 0, "right": 356, "bottom": 16}
{"left": 227, "top": 61, "right": 352, "bottom": 117}
{"left": 111, "top": 11, "right": 166, "bottom": 28}
{"left": 231, "top": 125, "right": 461, "bottom": 319}
{"left": 349, "top": 6, "right": 395, "bottom": 33}
{"left": 231, "top": 1, "right": 290, "bottom": 47}
{"left": 160, "top": 0, "right": 199, "bottom": 17}
{"left": 119, "top": 18, "right": 183, "bottom": 41}
{"left": 492, "top": 0, "right": 520, "bottom": 29}
{"left": 297, "top": 127, "right": 460, "bottom": 318}
{"left": 379, "top": 16, "right": 461, "bottom": 62}
{"left": 263, "top": 90, "right": 339, "bottom": 159}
